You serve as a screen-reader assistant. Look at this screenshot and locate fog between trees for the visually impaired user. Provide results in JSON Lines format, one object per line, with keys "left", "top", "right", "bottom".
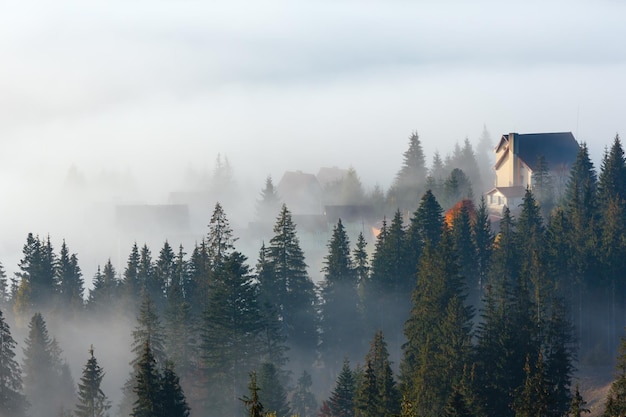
{"left": 3, "top": 131, "right": 626, "bottom": 416}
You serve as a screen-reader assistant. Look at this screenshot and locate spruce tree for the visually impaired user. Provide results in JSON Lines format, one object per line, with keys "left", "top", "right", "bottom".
{"left": 201, "top": 251, "right": 263, "bottom": 416}
{"left": 364, "top": 210, "right": 412, "bottom": 348}
{"left": 119, "top": 295, "right": 167, "bottom": 417}
{"left": 598, "top": 134, "right": 626, "bottom": 206}
{"left": 544, "top": 298, "right": 576, "bottom": 417}
{"left": 599, "top": 197, "right": 626, "bottom": 355}
{"left": 407, "top": 189, "right": 444, "bottom": 254}
{"left": 363, "top": 217, "right": 389, "bottom": 335}
{"left": 75, "top": 346, "right": 111, "bottom": 417}
{"left": 256, "top": 175, "right": 281, "bottom": 223}
{"left": 257, "top": 362, "right": 290, "bottom": 417}
{"left": 206, "top": 202, "right": 236, "bottom": 271}
{"left": 121, "top": 243, "right": 141, "bottom": 312}
{"left": 173, "top": 244, "right": 190, "bottom": 303}
{"left": 164, "top": 246, "right": 196, "bottom": 384}
{"left": 153, "top": 241, "right": 176, "bottom": 312}
{"left": 563, "top": 143, "right": 599, "bottom": 353}
{"left": 564, "top": 142, "right": 597, "bottom": 226}
{"left": 442, "top": 169, "right": 472, "bottom": 209}
{"left": 430, "top": 150, "right": 447, "bottom": 182}
{"left": 400, "top": 228, "right": 473, "bottom": 417}
{"left": 14, "top": 234, "right": 57, "bottom": 317}
{"left": 545, "top": 207, "right": 573, "bottom": 299}
{"left": 131, "top": 295, "right": 167, "bottom": 367}
{"left": 361, "top": 331, "right": 400, "bottom": 416}
{"left": 352, "top": 232, "right": 369, "bottom": 289}
{"left": 328, "top": 359, "right": 356, "bottom": 417}
{"left": 88, "top": 259, "right": 119, "bottom": 313}
{"left": 457, "top": 138, "right": 483, "bottom": 195}
{"left": 388, "top": 131, "right": 428, "bottom": 211}
{"left": 320, "top": 219, "right": 363, "bottom": 367}
{"left": 138, "top": 244, "right": 155, "bottom": 303}
{"left": 474, "top": 205, "right": 557, "bottom": 417}
{"left": 160, "top": 361, "right": 190, "bottom": 417}
{"left": 597, "top": 137, "right": 626, "bottom": 355}
{"left": 258, "top": 204, "right": 318, "bottom": 353}
{"left": 451, "top": 203, "right": 479, "bottom": 306}
{"left": 474, "top": 209, "right": 518, "bottom": 417}
{"left": 22, "top": 312, "right": 74, "bottom": 417}
{"left": 516, "top": 188, "right": 548, "bottom": 325}
{"left": 0, "top": 308, "right": 27, "bottom": 417}
{"left": 354, "top": 360, "right": 379, "bottom": 417}
{"left": 472, "top": 196, "right": 493, "bottom": 293}
{"left": 55, "top": 240, "right": 84, "bottom": 315}
{"left": 255, "top": 243, "right": 290, "bottom": 372}
{"left": 0, "top": 263, "right": 8, "bottom": 311}
{"left": 187, "top": 239, "right": 210, "bottom": 315}
{"left": 132, "top": 341, "right": 162, "bottom": 417}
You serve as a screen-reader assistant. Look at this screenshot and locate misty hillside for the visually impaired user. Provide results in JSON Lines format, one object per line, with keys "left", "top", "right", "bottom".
{"left": 2, "top": 132, "right": 626, "bottom": 417}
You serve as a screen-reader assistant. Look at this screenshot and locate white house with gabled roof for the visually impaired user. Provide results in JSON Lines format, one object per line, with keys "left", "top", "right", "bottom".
{"left": 486, "top": 132, "right": 579, "bottom": 215}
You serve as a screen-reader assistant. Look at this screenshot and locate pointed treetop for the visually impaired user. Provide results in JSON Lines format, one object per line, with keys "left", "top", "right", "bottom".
{"left": 207, "top": 202, "right": 237, "bottom": 267}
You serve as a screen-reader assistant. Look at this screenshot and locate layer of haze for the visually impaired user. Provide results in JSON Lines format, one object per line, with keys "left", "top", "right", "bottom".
{"left": 1, "top": 0, "right": 626, "bottom": 279}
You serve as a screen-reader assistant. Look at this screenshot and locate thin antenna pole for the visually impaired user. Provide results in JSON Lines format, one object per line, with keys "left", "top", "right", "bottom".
{"left": 576, "top": 105, "right": 580, "bottom": 139}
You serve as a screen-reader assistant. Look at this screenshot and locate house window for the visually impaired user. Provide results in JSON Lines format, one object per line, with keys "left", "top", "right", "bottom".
{"left": 497, "top": 196, "right": 502, "bottom": 205}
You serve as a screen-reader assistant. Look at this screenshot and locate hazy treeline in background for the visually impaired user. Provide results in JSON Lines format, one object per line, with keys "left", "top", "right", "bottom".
{"left": 4, "top": 131, "right": 626, "bottom": 416}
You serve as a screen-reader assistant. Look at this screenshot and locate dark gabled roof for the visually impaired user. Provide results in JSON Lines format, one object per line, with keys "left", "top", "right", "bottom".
{"left": 511, "top": 132, "right": 579, "bottom": 171}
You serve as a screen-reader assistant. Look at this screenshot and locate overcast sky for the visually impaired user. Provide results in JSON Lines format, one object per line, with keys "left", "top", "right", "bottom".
{"left": 1, "top": 0, "right": 625, "bottom": 272}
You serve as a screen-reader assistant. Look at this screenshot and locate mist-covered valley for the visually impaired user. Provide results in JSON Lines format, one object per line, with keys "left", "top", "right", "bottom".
{"left": 3, "top": 130, "right": 626, "bottom": 417}
{"left": 4, "top": 1, "right": 626, "bottom": 416}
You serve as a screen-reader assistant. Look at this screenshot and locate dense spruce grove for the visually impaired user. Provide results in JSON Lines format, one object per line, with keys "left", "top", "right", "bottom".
{"left": 4, "top": 132, "right": 626, "bottom": 416}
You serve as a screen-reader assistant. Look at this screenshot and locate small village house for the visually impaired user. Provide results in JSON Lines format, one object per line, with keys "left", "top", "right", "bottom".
{"left": 486, "top": 132, "right": 579, "bottom": 215}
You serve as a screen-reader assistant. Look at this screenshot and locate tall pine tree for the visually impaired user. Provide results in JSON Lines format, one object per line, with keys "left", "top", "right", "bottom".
{"left": 257, "top": 362, "right": 290, "bottom": 417}
{"left": 160, "top": 361, "right": 191, "bottom": 417}
{"left": 55, "top": 240, "right": 84, "bottom": 316}
{"left": 201, "top": 251, "right": 263, "bottom": 417}
{"left": 388, "top": 131, "right": 428, "bottom": 212}
{"left": 320, "top": 219, "right": 364, "bottom": 368}
{"left": 132, "top": 341, "right": 162, "bottom": 417}
{"left": 0, "top": 308, "right": 27, "bottom": 417}
{"left": 22, "top": 312, "right": 75, "bottom": 417}
{"left": 401, "top": 228, "right": 473, "bottom": 417}
{"left": 75, "top": 346, "right": 111, "bottom": 417}
{"left": 328, "top": 359, "right": 356, "bottom": 417}
{"left": 257, "top": 204, "right": 318, "bottom": 354}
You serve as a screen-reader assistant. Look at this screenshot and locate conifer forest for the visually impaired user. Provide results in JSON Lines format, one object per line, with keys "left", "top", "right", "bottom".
{"left": 5, "top": 132, "right": 626, "bottom": 417}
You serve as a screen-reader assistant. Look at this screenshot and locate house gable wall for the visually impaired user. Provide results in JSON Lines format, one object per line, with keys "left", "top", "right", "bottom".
{"left": 495, "top": 133, "right": 518, "bottom": 187}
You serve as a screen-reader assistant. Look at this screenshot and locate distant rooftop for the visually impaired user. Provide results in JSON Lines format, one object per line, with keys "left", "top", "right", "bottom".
{"left": 498, "top": 132, "right": 579, "bottom": 171}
